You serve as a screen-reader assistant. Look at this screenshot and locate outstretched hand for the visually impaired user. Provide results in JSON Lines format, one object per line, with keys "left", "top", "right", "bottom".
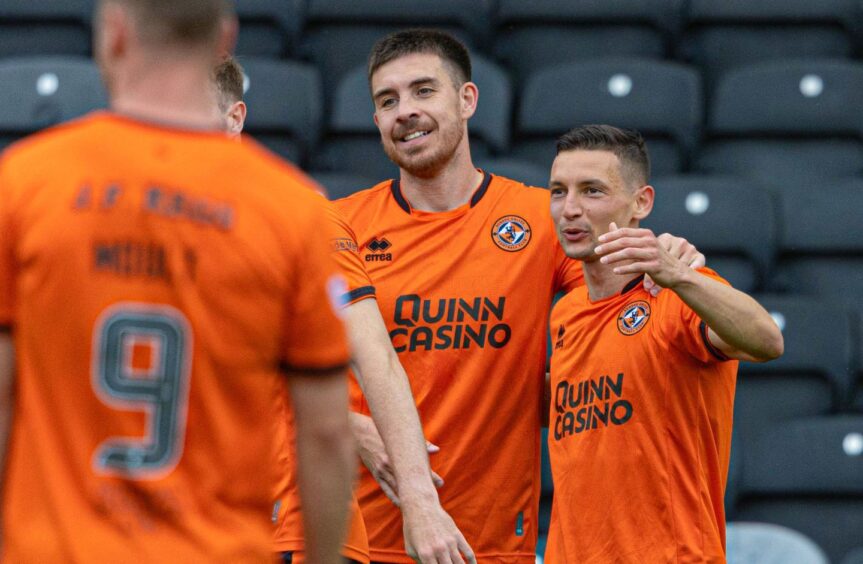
{"left": 595, "top": 222, "right": 693, "bottom": 290}
{"left": 403, "top": 502, "right": 476, "bottom": 564}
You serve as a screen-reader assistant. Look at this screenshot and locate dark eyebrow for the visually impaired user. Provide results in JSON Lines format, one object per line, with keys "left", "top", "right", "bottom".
{"left": 372, "top": 76, "right": 439, "bottom": 101}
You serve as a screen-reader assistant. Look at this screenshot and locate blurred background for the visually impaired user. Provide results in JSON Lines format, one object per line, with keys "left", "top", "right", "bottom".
{"left": 0, "top": 1, "right": 861, "bottom": 562}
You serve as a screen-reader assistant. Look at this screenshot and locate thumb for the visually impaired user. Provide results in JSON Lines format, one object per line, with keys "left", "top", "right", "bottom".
{"left": 426, "top": 441, "right": 440, "bottom": 454}
{"left": 609, "top": 221, "right": 619, "bottom": 232}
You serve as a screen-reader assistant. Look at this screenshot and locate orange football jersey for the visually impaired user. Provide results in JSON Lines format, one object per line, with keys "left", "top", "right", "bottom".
{"left": 335, "top": 172, "right": 584, "bottom": 563}
{"left": 0, "top": 112, "right": 349, "bottom": 563}
{"left": 272, "top": 201, "right": 372, "bottom": 563}
{"left": 545, "top": 269, "right": 738, "bottom": 563}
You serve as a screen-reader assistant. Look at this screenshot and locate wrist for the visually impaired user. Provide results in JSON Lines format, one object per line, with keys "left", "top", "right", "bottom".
{"left": 668, "top": 265, "right": 698, "bottom": 292}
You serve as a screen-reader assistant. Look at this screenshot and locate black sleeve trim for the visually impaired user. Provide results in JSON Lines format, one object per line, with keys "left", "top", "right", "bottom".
{"left": 279, "top": 361, "right": 350, "bottom": 375}
{"left": 699, "top": 321, "right": 730, "bottom": 361}
{"left": 345, "top": 285, "right": 376, "bottom": 303}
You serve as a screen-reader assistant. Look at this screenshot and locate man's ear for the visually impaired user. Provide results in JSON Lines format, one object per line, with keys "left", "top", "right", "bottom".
{"left": 226, "top": 101, "right": 247, "bottom": 135}
{"left": 633, "top": 184, "right": 655, "bottom": 221}
{"left": 460, "top": 81, "right": 478, "bottom": 120}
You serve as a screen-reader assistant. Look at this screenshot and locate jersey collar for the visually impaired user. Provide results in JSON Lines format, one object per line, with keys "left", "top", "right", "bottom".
{"left": 390, "top": 170, "right": 492, "bottom": 215}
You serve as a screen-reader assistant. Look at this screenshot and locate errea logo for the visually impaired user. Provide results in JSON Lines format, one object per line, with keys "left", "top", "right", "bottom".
{"left": 365, "top": 237, "right": 393, "bottom": 262}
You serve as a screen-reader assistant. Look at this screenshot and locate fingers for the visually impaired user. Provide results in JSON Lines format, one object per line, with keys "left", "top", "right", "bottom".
{"left": 431, "top": 470, "right": 445, "bottom": 488}
{"left": 599, "top": 246, "right": 657, "bottom": 268}
{"left": 377, "top": 471, "right": 401, "bottom": 507}
{"left": 642, "top": 275, "right": 660, "bottom": 297}
{"left": 688, "top": 251, "right": 707, "bottom": 269}
{"left": 457, "top": 533, "right": 476, "bottom": 564}
{"left": 426, "top": 441, "right": 440, "bottom": 454}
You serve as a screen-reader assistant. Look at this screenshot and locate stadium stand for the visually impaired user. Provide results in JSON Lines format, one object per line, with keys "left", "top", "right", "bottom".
{"left": 680, "top": 0, "right": 863, "bottom": 86}
{"left": 697, "top": 59, "right": 863, "bottom": 184}
{"left": 299, "top": 0, "right": 486, "bottom": 100}
{"left": 0, "top": 0, "right": 92, "bottom": 58}
{"left": 725, "top": 522, "right": 829, "bottom": 564}
{"left": 239, "top": 57, "right": 322, "bottom": 166}
{"left": 773, "top": 179, "right": 863, "bottom": 305}
{"left": 493, "top": 0, "right": 682, "bottom": 83}
{"left": 734, "top": 415, "right": 863, "bottom": 563}
{"left": 514, "top": 59, "right": 702, "bottom": 176}
{"left": 644, "top": 175, "right": 775, "bottom": 293}
{"left": 843, "top": 547, "right": 863, "bottom": 564}
{"left": 234, "top": 0, "right": 304, "bottom": 59}
{"left": 0, "top": 56, "right": 106, "bottom": 151}
{"left": 311, "top": 171, "right": 377, "bottom": 201}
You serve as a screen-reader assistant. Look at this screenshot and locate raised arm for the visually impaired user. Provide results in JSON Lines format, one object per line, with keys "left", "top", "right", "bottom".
{"left": 346, "top": 298, "right": 475, "bottom": 564}
{"left": 597, "top": 224, "right": 783, "bottom": 362}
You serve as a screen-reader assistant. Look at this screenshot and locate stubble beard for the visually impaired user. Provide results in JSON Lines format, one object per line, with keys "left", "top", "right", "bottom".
{"left": 383, "top": 118, "right": 466, "bottom": 179}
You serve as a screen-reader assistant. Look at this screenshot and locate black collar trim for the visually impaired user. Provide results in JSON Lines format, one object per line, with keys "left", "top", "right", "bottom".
{"left": 389, "top": 170, "right": 493, "bottom": 215}
{"left": 621, "top": 275, "right": 646, "bottom": 295}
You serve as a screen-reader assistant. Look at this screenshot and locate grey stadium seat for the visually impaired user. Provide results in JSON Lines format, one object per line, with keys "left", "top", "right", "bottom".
{"left": 239, "top": 58, "right": 322, "bottom": 167}
{"left": 644, "top": 175, "right": 776, "bottom": 293}
{"left": 474, "top": 158, "right": 549, "bottom": 189}
{"left": 773, "top": 179, "right": 863, "bottom": 306}
{"left": 697, "top": 59, "right": 863, "bottom": 184}
{"left": 234, "top": 0, "right": 303, "bottom": 59}
{"left": 0, "top": 57, "right": 107, "bottom": 151}
{"left": 310, "top": 171, "right": 377, "bottom": 201}
{"left": 0, "top": 0, "right": 92, "bottom": 57}
{"left": 493, "top": 0, "right": 682, "bottom": 83}
{"left": 726, "top": 522, "right": 829, "bottom": 564}
{"left": 735, "top": 415, "right": 863, "bottom": 564}
{"left": 313, "top": 55, "right": 511, "bottom": 179}
{"left": 731, "top": 295, "right": 855, "bottom": 462}
{"left": 514, "top": 58, "right": 702, "bottom": 176}
{"left": 300, "top": 0, "right": 488, "bottom": 100}
{"left": 843, "top": 547, "right": 863, "bottom": 564}
{"left": 681, "top": 0, "right": 862, "bottom": 86}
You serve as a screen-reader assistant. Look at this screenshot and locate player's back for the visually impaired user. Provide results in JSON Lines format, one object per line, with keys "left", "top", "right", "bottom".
{"left": 0, "top": 112, "right": 347, "bottom": 562}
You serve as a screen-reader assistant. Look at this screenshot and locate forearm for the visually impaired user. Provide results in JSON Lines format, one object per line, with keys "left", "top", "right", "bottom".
{"left": 289, "top": 372, "right": 353, "bottom": 564}
{"left": 0, "top": 334, "right": 15, "bottom": 520}
{"left": 671, "top": 270, "right": 783, "bottom": 361}
{"left": 346, "top": 301, "right": 438, "bottom": 508}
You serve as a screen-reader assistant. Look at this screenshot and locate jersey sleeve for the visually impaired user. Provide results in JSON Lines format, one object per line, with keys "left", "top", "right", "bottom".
{"left": 279, "top": 195, "right": 351, "bottom": 373}
{"left": 325, "top": 202, "right": 375, "bottom": 306}
{"left": 0, "top": 156, "right": 16, "bottom": 330}
{"left": 659, "top": 268, "right": 733, "bottom": 364}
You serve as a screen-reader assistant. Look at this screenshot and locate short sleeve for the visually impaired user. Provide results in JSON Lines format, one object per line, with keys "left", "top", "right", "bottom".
{"left": 279, "top": 194, "right": 350, "bottom": 373}
{"left": 0, "top": 157, "right": 16, "bottom": 330}
{"left": 659, "top": 268, "right": 733, "bottom": 364}
{"left": 325, "top": 203, "right": 375, "bottom": 306}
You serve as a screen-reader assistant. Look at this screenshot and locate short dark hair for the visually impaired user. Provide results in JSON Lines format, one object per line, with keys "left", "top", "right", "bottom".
{"left": 213, "top": 55, "right": 244, "bottom": 110}
{"left": 99, "top": 0, "right": 234, "bottom": 47}
{"left": 367, "top": 28, "right": 471, "bottom": 88}
{"left": 556, "top": 125, "right": 651, "bottom": 187}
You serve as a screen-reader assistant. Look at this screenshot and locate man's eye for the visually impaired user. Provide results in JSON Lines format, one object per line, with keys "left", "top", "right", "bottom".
{"left": 417, "top": 87, "right": 433, "bottom": 95}
{"left": 379, "top": 98, "right": 396, "bottom": 109}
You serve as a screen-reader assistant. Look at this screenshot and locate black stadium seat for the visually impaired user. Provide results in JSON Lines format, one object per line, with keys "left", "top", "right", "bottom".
{"left": 475, "top": 158, "right": 548, "bottom": 189}
{"left": 734, "top": 295, "right": 855, "bottom": 442}
{"left": 300, "top": 0, "right": 488, "bottom": 100}
{"left": 0, "top": 57, "right": 106, "bottom": 151}
{"left": 514, "top": 58, "right": 702, "bottom": 175}
{"left": 735, "top": 415, "right": 863, "bottom": 564}
{"left": 239, "top": 58, "right": 322, "bottom": 166}
{"left": 493, "top": 0, "right": 682, "bottom": 83}
{"left": 0, "top": 0, "right": 92, "bottom": 58}
{"left": 773, "top": 179, "right": 863, "bottom": 305}
{"left": 697, "top": 59, "right": 863, "bottom": 184}
{"left": 681, "top": 0, "right": 862, "bottom": 86}
{"left": 644, "top": 175, "right": 775, "bottom": 293}
{"left": 311, "top": 171, "right": 377, "bottom": 201}
{"left": 234, "top": 0, "right": 303, "bottom": 59}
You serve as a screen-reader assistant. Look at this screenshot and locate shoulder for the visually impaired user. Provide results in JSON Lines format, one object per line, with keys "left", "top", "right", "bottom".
{"left": 552, "top": 287, "right": 588, "bottom": 320}
{"left": 488, "top": 174, "right": 550, "bottom": 202}
{"left": 0, "top": 112, "right": 103, "bottom": 170}
{"left": 333, "top": 179, "right": 392, "bottom": 213}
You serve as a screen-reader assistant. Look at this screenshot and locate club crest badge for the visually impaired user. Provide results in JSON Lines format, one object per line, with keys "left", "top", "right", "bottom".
{"left": 617, "top": 301, "right": 651, "bottom": 336}
{"left": 491, "top": 215, "right": 532, "bottom": 252}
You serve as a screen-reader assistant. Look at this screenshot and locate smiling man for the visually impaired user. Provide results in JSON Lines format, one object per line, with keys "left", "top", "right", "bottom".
{"left": 335, "top": 30, "right": 706, "bottom": 564}
{"left": 546, "top": 125, "right": 783, "bottom": 563}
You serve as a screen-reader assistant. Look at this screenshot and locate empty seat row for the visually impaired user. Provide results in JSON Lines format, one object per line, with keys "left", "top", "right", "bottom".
{"left": 4, "top": 54, "right": 863, "bottom": 184}
{"left": 4, "top": 0, "right": 863, "bottom": 85}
